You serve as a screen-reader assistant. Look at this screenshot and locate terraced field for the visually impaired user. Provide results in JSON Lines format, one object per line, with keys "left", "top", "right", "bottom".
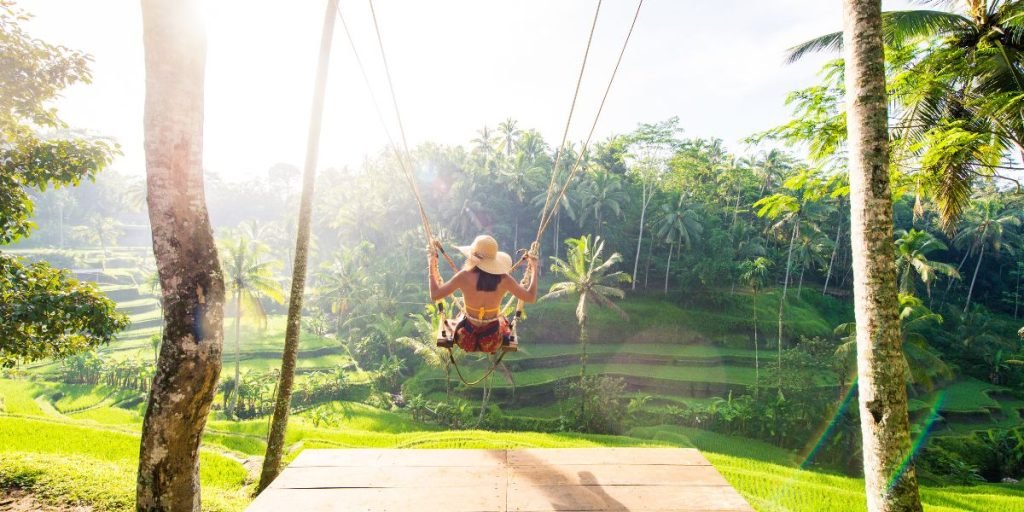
{"left": 2, "top": 379, "right": 1021, "bottom": 511}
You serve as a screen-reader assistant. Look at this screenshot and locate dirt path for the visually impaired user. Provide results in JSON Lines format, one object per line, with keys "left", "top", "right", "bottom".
{"left": 0, "top": 488, "right": 93, "bottom": 512}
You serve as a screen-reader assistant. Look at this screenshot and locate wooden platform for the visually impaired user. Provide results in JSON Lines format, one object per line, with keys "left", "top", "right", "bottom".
{"left": 248, "top": 448, "right": 754, "bottom": 511}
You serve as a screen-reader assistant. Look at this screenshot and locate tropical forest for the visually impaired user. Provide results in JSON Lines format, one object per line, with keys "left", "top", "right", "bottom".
{"left": 2, "top": 1, "right": 1024, "bottom": 511}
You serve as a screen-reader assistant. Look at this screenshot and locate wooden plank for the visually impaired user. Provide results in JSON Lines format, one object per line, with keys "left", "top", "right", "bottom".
{"left": 507, "top": 464, "right": 730, "bottom": 487}
{"left": 506, "top": 484, "right": 754, "bottom": 512}
{"left": 269, "top": 465, "right": 506, "bottom": 489}
{"left": 249, "top": 448, "right": 755, "bottom": 512}
{"left": 507, "top": 448, "right": 709, "bottom": 466}
{"left": 247, "top": 486, "right": 506, "bottom": 512}
{"left": 290, "top": 448, "right": 507, "bottom": 468}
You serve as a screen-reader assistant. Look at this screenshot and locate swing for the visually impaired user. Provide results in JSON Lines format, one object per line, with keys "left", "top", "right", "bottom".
{"left": 341, "top": 0, "right": 646, "bottom": 386}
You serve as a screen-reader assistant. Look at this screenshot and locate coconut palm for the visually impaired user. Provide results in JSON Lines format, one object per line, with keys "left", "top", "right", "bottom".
{"left": 740, "top": 257, "right": 772, "bottom": 395}
{"left": 497, "top": 118, "right": 521, "bottom": 158}
{"left": 542, "top": 235, "right": 630, "bottom": 379}
{"left": 578, "top": 171, "right": 627, "bottom": 237}
{"left": 751, "top": 149, "right": 795, "bottom": 195}
{"left": 316, "top": 243, "right": 372, "bottom": 336}
{"left": 839, "top": 1, "right": 923, "bottom": 507}
{"left": 789, "top": 0, "right": 1024, "bottom": 232}
{"left": 754, "top": 192, "right": 802, "bottom": 388}
{"left": 653, "top": 195, "right": 703, "bottom": 294}
{"left": 954, "top": 198, "right": 1021, "bottom": 312}
{"left": 471, "top": 125, "right": 500, "bottom": 170}
{"left": 259, "top": 0, "right": 336, "bottom": 491}
{"left": 220, "top": 236, "right": 284, "bottom": 418}
{"left": 894, "top": 229, "right": 960, "bottom": 297}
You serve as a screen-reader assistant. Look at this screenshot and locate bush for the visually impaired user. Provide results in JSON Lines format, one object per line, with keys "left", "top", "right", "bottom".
{"left": 558, "top": 376, "right": 628, "bottom": 435}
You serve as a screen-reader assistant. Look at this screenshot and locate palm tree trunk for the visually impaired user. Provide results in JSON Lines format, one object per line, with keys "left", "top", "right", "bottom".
{"left": 578, "top": 320, "right": 588, "bottom": 380}
{"left": 231, "top": 289, "right": 242, "bottom": 418}
{"left": 663, "top": 242, "right": 674, "bottom": 295}
{"left": 138, "top": 1, "right": 225, "bottom": 509}
{"left": 823, "top": 220, "right": 842, "bottom": 295}
{"left": 777, "top": 221, "right": 797, "bottom": 388}
{"left": 842, "top": 1, "right": 923, "bottom": 509}
{"left": 940, "top": 249, "right": 971, "bottom": 307}
{"left": 1014, "top": 264, "right": 1021, "bottom": 319}
{"left": 753, "top": 288, "right": 759, "bottom": 398}
{"left": 631, "top": 184, "right": 649, "bottom": 290}
{"left": 259, "top": 0, "right": 337, "bottom": 492}
{"left": 554, "top": 211, "right": 560, "bottom": 262}
{"left": 644, "top": 236, "right": 653, "bottom": 289}
{"left": 797, "top": 263, "right": 805, "bottom": 299}
{"left": 964, "top": 244, "right": 985, "bottom": 313}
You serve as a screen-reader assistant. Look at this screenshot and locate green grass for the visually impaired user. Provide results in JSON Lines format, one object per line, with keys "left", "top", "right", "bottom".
{"left": 630, "top": 425, "right": 1024, "bottom": 512}
{"left": 936, "top": 378, "right": 1006, "bottom": 413}
{"left": 0, "top": 417, "right": 247, "bottom": 490}
{"left": 4, "top": 378, "right": 1024, "bottom": 511}
{"left": 415, "top": 363, "right": 830, "bottom": 392}
{"left": 522, "top": 292, "right": 844, "bottom": 346}
{"left": 515, "top": 343, "right": 759, "bottom": 360}
{"left": 0, "top": 379, "right": 52, "bottom": 416}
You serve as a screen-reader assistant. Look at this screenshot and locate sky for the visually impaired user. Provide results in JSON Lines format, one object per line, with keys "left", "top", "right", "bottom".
{"left": 22, "top": 0, "right": 914, "bottom": 182}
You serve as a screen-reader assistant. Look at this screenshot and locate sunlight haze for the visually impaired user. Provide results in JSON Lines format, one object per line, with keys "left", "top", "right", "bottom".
{"left": 23, "top": 0, "right": 910, "bottom": 181}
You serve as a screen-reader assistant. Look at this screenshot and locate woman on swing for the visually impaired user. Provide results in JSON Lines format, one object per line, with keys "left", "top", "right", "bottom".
{"left": 429, "top": 235, "right": 538, "bottom": 353}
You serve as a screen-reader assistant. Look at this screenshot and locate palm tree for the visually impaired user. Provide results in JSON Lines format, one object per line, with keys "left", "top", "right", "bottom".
{"left": 578, "top": 171, "right": 626, "bottom": 238}
{"left": 138, "top": 0, "right": 226, "bottom": 509}
{"left": 316, "top": 243, "right": 372, "bottom": 336}
{"left": 259, "top": 0, "right": 337, "bottom": 492}
{"left": 894, "top": 229, "right": 960, "bottom": 297}
{"left": 840, "top": 1, "right": 923, "bottom": 508}
{"left": 754, "top": 192, "right": 801, "bottom": 388}
{"left": 542, "top": 236, "right": 630, "bottom": 380}
{"left": 653, "top": 195, "right": 703, "bottom": 294}
{"left": 954, "top": 198, "right": 1021, "bottom": 312}
{"left": 220, "top": 236, "right": 284, "bottom": 418}
{"left": 497, "top": 118, "right": 521, "bottom": 158}
{"left": 789, "top": 0, "right": 1024, "bottom": 232}
{"left": 471, "top": 125, "right": 500, "bottom": 170}
{"left": 740, "top": 257, "right": 772, "bottom": 396}
{"left": 751, "top": 149, "right": 794, "bottom": 195}
{"left": 396, "top": 306, "right": 452, "bottom": 398}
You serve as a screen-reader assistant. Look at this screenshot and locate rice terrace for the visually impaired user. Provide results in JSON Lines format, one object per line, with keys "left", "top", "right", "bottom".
{"left": 2, "top": 0, "right": 1024, "bottom": 511}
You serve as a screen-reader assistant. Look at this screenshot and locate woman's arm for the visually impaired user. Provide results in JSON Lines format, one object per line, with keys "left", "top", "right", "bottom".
{"left": 430, "top": 266, "right": 465, "bottom": 302}
{"left": 501, "top": 257, "right": 539, "bottom": 303}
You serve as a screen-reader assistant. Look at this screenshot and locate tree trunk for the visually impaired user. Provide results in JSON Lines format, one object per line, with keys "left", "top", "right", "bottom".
{"left": 644, "top": 236, "right": 653, "bottom": 289}
{"left": 137, "top": 1, "right": 225, "bottom": 510}
{"left": 663, "top": 242, "right": 673, "bottom": 295}
{"left": 259, "top": 0, "right": 337, "bottom": 492}
{"left": 631, "top": 184, "right": 649, "bottom": 290}
{"left": 797, "top": 262, "right": 805, "bottom": 299}
{"left": 1014, "top": 263, "right": 1021, "bottom": 319}
{"left": 823, "top": 220, "right": 842, "bottom": 295}
{"left": 578, "top": 318, "right": 588, "bottom": 380}
{"left": 940, "top": 249, "right": 970, "bottom": 308}
{"left": 231, "top": 290, "right": 241, "bottom": 419}
{"left": 777, "top": 220, "right": 797, "bottom": 388}
{"left": 842, "top": 1, "right": 923, "bottom": 509}
{"left": 963, "top": 244, "right": 985, "bottom": 313}
{"left": 553, "top": 210, "right": 560, "bottom": 262}
{"left": 753, "top": 288, "right": 759, "bottom": 398}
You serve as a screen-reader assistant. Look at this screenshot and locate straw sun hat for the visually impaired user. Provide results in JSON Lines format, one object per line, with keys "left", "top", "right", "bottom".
{"left": 457, "top": 235, "right": 513, "bottom": 275}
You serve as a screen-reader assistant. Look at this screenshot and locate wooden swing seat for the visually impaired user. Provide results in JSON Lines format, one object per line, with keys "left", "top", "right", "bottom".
{"left": 436, "top": 315, "right": 518, "bottom": 353}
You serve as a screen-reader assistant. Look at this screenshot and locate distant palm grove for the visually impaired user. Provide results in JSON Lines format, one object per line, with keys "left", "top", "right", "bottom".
{"left": 2, "top": 1, "right": 1024, "bottom": 511}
